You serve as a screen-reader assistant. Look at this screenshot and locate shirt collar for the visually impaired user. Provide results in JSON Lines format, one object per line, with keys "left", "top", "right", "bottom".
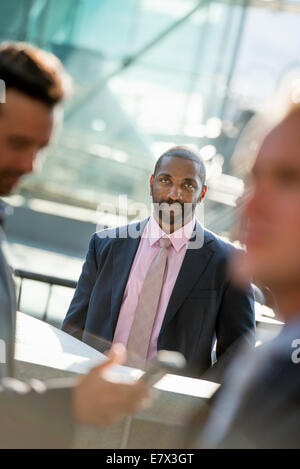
{"left": 144, "top": 214, "right": 196, "bottom": 253}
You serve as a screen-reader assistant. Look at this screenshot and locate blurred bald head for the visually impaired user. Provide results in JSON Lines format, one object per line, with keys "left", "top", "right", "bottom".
{"left": 240, "top": 105, "right": 300, "bottom": 315}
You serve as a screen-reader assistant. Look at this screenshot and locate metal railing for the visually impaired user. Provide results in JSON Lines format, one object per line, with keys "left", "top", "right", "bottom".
{"left": 13, "top": 267, "right": 269, "bottom": 326}
{"left": 13, "top": 268, "right": 77, "bottom": 323}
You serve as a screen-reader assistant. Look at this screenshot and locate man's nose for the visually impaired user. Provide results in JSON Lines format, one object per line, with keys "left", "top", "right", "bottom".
{"left": 17, "top": 151, "right": 37, "bottom": 174}
{"left": 168, "top": 185, "right": 182, "bottom": 200}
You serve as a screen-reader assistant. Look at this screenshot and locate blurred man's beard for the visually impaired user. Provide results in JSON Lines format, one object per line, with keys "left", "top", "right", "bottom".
{"left": 0, "top": 171, "right": 23, "bottom": 195}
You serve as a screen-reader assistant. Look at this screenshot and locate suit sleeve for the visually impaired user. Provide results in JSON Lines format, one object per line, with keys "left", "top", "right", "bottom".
{"left": 218, "top": 357, "right": 300, "bottom": 448}
{"left": 62, "top": 234, "right": 99, "bottom": 340}
{"left": 210, "top": 281, "right": 256, "bottom": 382}
{"left": 0, "top": 376, "right": 75, "bottom": 448}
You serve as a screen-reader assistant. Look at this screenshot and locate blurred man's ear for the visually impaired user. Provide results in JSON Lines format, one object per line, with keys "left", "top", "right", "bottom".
{"left": 150, "top": 174, "right": 154, "bottom": 196}
{"left": 199, "top": 184, "right": 207, "bottom": 203}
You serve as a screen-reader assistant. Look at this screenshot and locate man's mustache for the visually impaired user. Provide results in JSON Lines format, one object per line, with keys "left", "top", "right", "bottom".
{"left": 157, "top": 200, "right": 184, "bottom": 208}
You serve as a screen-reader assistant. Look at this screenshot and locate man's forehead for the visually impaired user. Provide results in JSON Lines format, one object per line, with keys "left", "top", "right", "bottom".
{"left": 3, "top": 88, "right": 53, "bottom": 115}
{"left": 157, "top": 156, "right": 201, "bottom": 177}
{"left": 0, "top": 88, "right": 54, "bottom": 140}
{"left": 254, "top": 111, "right": 300, "bottom": 171}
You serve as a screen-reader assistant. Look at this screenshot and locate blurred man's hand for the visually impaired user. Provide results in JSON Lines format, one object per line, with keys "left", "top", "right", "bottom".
{"left": 73, "top": 343, "right": 151, "bottom": 426}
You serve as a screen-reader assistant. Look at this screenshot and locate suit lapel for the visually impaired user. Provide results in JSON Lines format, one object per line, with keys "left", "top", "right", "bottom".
{"left": 160, "top": 223, "right": 215, "bottom": 335}
{"left": 110, "top": 219, "right": 148, "bottom": 326}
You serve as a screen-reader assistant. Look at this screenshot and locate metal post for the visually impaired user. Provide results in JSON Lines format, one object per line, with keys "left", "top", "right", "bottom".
{"left": 42, "top": 283, "right": 53, "bottom": 322}
{"left": 219, "top": 0, "right": 249, "bottom": 119}
{"left": 17, "top": 278, "right": 23, "bottom": 311}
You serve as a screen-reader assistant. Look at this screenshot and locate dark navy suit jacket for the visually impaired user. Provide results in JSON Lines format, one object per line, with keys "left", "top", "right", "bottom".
{"left": 62, "top": 219, "right": 255, "bottom": 378}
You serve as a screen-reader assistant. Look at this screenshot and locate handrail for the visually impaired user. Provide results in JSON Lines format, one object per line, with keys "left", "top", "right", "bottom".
{"left": 13, "top": 268, "right": 77, "bottom": 322}
{"left": 14, "top": 268, "right": 77, "bottom": 289}
{"left": 13, "top": 267, "right": 267, "bottom": 325}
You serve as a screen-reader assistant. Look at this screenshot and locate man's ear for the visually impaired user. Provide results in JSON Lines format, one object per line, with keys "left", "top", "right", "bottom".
{"left": 198, "top": 184, "right": 207, "bottom": 203}
{"left": 150, "top": 174, "right": 154, "bottom": 196}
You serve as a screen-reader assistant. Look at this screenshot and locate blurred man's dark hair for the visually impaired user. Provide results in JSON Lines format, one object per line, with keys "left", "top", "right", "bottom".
{"left": 0, "top": 41, "right": 71, "bottom": 107}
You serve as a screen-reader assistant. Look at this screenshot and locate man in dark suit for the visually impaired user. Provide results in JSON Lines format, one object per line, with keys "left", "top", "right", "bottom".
{"left": 190, "top": 86, "right": 300, "bottom": 449}
{"left": 0, "top": 42, "right": 149, "bottom": 449}
{"left": 63, "top": 146, "right": 255, "bottom": 379}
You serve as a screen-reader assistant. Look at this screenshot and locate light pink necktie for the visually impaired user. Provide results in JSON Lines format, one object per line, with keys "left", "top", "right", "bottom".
{"left": 126, "top": 237, "right": 172, "bottom": 369}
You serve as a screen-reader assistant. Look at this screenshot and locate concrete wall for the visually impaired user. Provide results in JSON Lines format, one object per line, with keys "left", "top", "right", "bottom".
{"left": 6, "top": 204, "right": 97, "bottom": 257}
{"left": 15, "top": 360, "right": 207, "bottom": 449}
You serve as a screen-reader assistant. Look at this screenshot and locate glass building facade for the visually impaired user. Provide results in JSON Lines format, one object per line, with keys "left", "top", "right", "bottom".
{"left": 1, "top": 0, "right": 300, "bottom": 235}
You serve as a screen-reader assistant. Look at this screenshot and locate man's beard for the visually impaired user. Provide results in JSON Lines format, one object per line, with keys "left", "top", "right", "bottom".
{"left": 153, "top": 199, "right": 195, "bottom": 229}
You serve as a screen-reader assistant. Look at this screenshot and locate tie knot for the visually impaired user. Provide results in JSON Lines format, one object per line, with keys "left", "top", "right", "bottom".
{"left": 159, "top": 237, "right": 172, "bottom": 249}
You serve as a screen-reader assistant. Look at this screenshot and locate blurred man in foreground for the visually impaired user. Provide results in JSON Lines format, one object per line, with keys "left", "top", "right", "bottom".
{"left": 192, "top": 85, "right": 300, "bottom": 449}
{"left": 0, "top": 42, "right": 150, "bottom": 449}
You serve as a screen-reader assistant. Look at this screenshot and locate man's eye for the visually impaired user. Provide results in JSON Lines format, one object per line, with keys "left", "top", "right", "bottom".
{"left": 160, "top": 178, "right": 170, "bottom": 183}
{"left": 8, "top": 138, "right": 31, "bottom": 150}
{"left": 10, "top": 141, "right": 29, "bottom": 150}
{"left": 277, "top": 172, "right": 300, "bottom": 186}
{"left": 184, "top": 183, "right": 195, "bottom": 190}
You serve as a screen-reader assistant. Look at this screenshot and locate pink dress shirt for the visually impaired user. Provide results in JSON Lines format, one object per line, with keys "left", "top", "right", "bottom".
{"left": 113, "top": 214, "right": 196, "bottom": 360}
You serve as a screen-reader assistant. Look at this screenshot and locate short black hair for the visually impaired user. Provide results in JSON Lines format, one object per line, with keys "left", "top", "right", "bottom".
{"left": 154, "top": 145, "right": 206, "bottom": 185}
{"left": 0, "top": 41, "right": 71, "bottom": 107}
